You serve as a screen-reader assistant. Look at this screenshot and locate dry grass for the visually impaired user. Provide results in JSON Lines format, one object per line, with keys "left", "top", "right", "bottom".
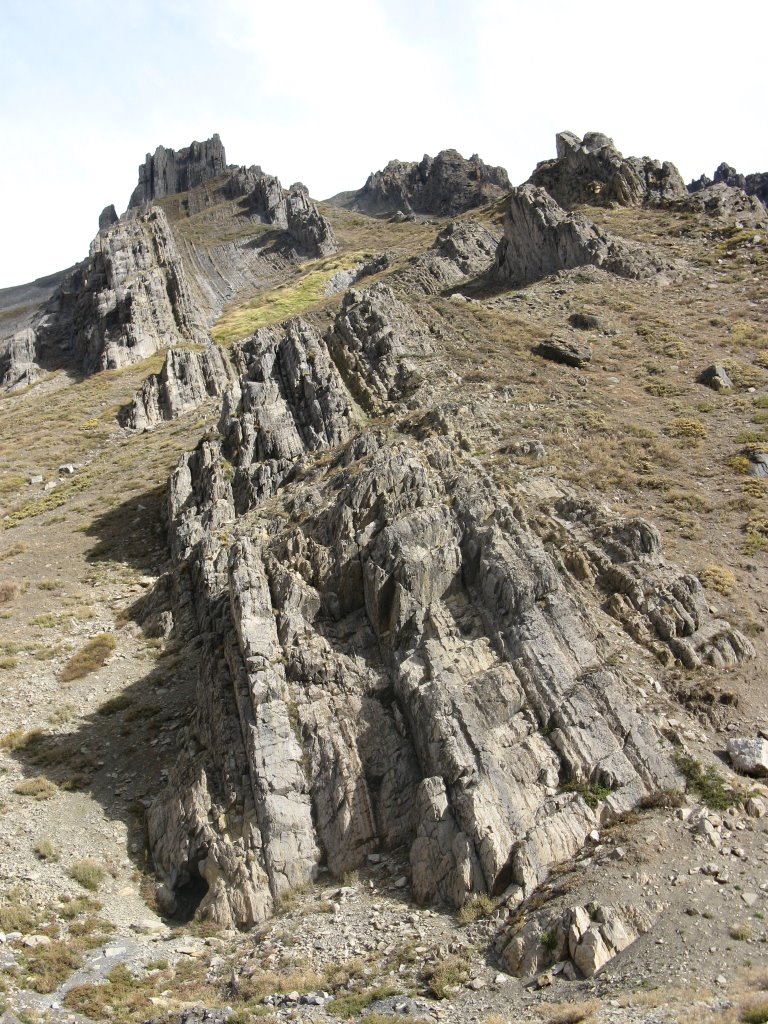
{"left": 699, "top": 564, "right": 737, "bottom": 595}
{"left": 33, "top": 838, "right": 59, "bottom": 861}
{"left": 13, "top": 776, "right": 57, "bottom": 800}
{"left": 457, "top": 892, "right": 495, "bottom": 924}
{"left": 539, "top": 1000, "right": 601, "bottom": 1024}
{"left": 59, "top": 633, "right": 116, "bottom": 682}
{"left": 0, "top": 727, "right": 44, "bottom": 751}
{"left": 68, "top": 859, "right": 107, "bottom": 891}
{"left": 0, "top": 579, "right": 18, "bottom": 603}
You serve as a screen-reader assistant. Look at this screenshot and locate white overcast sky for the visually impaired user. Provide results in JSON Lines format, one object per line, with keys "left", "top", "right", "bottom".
{"left": 1, "top": 0, "right": 766, "bottom": 287}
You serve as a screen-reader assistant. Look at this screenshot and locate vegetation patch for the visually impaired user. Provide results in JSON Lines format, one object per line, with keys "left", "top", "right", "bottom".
{"left": 59, "top": 633, "right": 116, "bottom": 682}
{"left": 13, "top": 776, "right": 57, "bottom": 800}
{"left": 457, "top": 892, "right": 495, "bottom": 924}
{"left": 68, "top": 859, "right": 107, "bottom": 891}
{"left": 674, "top": 753, "right": 736, "bottom": 811}
{"left": 699, "top": 564, "right": 737, "bottom": 595}
{"left": 327, "top": 985, "right": 399, "bottom": 1018}
{"left": 421, "top": 954, "right": 471, "bottom": 999}
{"left": 212, "top": 253, "right": 367, "bottom": 344}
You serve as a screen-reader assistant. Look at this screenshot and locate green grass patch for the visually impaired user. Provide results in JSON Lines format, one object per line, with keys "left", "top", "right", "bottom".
{"left": 674, "top": 753, "right": 736, "bottom": 811}
{"left": 68, "top": 860, "right": 107, "bottom": 891}
{"left": 212, "top": 253, "right": 366, "bottom": 344}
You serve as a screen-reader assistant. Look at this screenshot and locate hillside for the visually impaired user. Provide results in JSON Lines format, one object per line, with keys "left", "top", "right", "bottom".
{"left": 0, "top": 131, "right": 767, "bottom": 1024}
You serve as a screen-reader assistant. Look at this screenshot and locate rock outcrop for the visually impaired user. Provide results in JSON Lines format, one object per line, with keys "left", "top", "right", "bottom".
{"left": 226, "top": 167, "right": 337, "bottom": 257}
{"left": 689, "top": 162, "right": 768, "bottom": 207}
{"left": 330, "top": 150, "right": 510, "bottom": 217}
{"left": 130, "top": 134, "right": 228, "bottom": 207}
{"left": 677, "top": 182, "right": 767, "bottom": 227}
{"left": 500, "top": 902, "right": 662, "bottom": 978}
{"left": 529, "top": 132, "right": 687, "bottom": 209}
{"left": 145, "top": 283, "right": 752, "bottom": 930}
{"left": 120, "top": 344, "right": 241, "bottom": 431}
{"left": 66, "top": 206, "right": 209, "bottom": 374}
{"left": 0, "top": 328, "right": 39, "bottom": 389}
{"left": 494, "top": 185, "right": 670, "bottom": 287}
{"left": 401, "top": 219, "right": 500, "bottom": 294}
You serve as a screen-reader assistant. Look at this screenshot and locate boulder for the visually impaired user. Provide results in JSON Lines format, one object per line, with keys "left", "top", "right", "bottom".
{"left": 535, "top": 335, "right": 592, "bottom": 369}
{"left": 699, "top": 364, "right": 733, "bottom": 391}
{"left": 727, "top": 737, "right": 768, "bottom": 776}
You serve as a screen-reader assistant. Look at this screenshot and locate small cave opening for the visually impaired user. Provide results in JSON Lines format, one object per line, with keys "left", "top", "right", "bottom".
{"left": 170, "top": 856, "right": 210, "bottom": 923}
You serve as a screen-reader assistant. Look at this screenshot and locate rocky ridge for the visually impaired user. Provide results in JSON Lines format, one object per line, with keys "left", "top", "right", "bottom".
{"left": 129, "top": 134, "right": 228, "bottom": 208}
{"left": 329, "top": 149, "right": 511, "bottom": 217}
{"left": 689, "top": 161, "right": 768, "bottom": 208}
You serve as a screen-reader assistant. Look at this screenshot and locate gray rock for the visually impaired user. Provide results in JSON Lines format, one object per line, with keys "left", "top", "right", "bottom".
{"left": 129, "top": 134, "right": 227, "bottom": 207}
{"left": 747, "top": 453, "right": 768, "bottom": 479}
{"left": 401, "top": 219, "right": 500, "bottom": 294}
{"left": 329, "top": 149, "right": 511, "bottom": 217}
{"left": 529, "top": 131, "right": 687, "bottom": 208}
{"left": 98, "top": 204, "right": 119, "bottom": 232}
{"left": 535, "top": 335, "right": 592, "bottom": 368}
{"left": 699, "top": 364, "right": 733, "bottom": 391}
{"left": 727, "top": 737, "right": 768, "bottom": 776}
{"left": 494, "top": 185, "right": 671, "bottom": 287}
{"left": 677, "top": 182, "right": 767, "bottom": 226}
{"left": 689, "top": 162, "right": 768, "bottom": 208}
{"left": 0, "top": 327, "right": 39, "bottom": 389}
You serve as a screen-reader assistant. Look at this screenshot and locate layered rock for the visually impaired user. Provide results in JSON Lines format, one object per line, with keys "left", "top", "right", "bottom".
{"left": 494, "top": 185, "right": 670, "bottom": 287}
{"left": 130, "top": 134, "right": 228, "bottom": 207}
{"left": 145, "top": 286, "right": 753, "bottom": 929}
{"left": 530, "top": 131, "right": 687, "bottom": 209}
{"left": 120, "top": 345, "right": 242, "bottom": 431}
{"left": 67, "top": 206, "right": 209, "bottom": 374}
{"left": 0, "top": 328, "right": 39, "bottom": 389}
{"left": 401, "top": 220, "right": 500, "bottom": 294}
{"left": 330, "top": 150, "right": 510, "bottom": 217}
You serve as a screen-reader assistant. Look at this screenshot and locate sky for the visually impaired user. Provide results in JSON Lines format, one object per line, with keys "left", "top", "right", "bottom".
{"left": 1, "top": 0, "right": 766, "bottom": 287}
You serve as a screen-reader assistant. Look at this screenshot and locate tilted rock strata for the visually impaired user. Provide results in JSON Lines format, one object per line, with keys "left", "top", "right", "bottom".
{"left": 494, "top": 185, "right": 671, "bottom": 287}
{"left": 145, "top": 285, "right": 752, "bottom": 929}
{"left": 529, "top": 131, "right": 687, "bottom": 209}
{"left": 401, "top": 219, "right": 500, "bottom": 294}
{"left": 130, "top": 134, "right": 228, "bottom": 207}
{"left": 331, "top": 149, "right": 511, "bottom": 216}
{"left": 119, "top": 345, "right": 242, "bottom": 431}
{"left": 67, "top": 206, "right": 209, "bottom": 373}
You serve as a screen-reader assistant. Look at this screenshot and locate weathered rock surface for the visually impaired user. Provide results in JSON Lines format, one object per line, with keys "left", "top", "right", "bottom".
{"left": 66, "top": 206, "right": 210, "bottom": 373}
{"left": 677, "top": 181, "right": 767, "bottom": 226}
{"left": 494, "top": 185, "right": 670, "bottom": 287}
{"left": 0, "top": 328, "right": 40, "bottom": 389}
{"left": 120, "top": 344, "right": 241, "bottom": 431}
{"left": 535, "top": 335, "right": 592, "bottom": 368}
{"left": 143, "top": 280, "right": 754, "bottom": 929}
{"left": 689, "top": 162, "right": 768, "bottom": 207}
{"left": 500, "top": 902, "right": 662, "bottom": 978}
{"left": 727, "top": 737, "right": 768, "bottom": 776}
{"left": 129, "top": 134, "right": 228, "bottom": 207}
{"left": 330, "top": 150, "right": 510, "bottom": 217}
{"left": 529, "top": 131, "right": 687, "bottom": 209}
{"left": 226, "top": 167, "right": 337, "bottom": 257}
{"left": 402, "top": 219, "right": 500, "bottom": 294}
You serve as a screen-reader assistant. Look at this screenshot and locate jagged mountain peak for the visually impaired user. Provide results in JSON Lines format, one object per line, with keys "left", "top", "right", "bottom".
{"left": 129, "top": 132, "right": 228, "bottom": 208}
{"left": 328, "top": 147, "right": 511, "bottom": 217}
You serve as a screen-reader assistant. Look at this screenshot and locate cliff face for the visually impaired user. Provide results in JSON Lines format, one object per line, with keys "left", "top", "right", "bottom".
{"left": 129, "top": 134, "right": 228, "bottom": 207}
{"left": 329, "top": 149, "right": 511, "bottom": 216}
